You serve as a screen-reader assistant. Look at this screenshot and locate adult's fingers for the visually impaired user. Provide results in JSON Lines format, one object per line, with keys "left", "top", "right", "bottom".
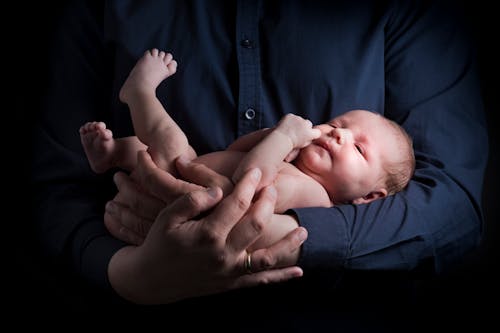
{"left": 156, "top": 186, "right": 224, "bottom": 229}
{"left": 113, "top": 172, "right": 165, "bottom": 220}
{"left": 176, "top": 156, "right": 234, "bottom": 196}
{"left": 226, "top": 185, "right": 277, "bottom": 252}
{"left": 203, "top": 168, "right": 261, "bottom": 236}
{"left": 105, "top": 200, "right": 154, "bottom": 240}
{"left": 248, "top": 227, "right": 308, "bottom": 271}
{"left": 104, "top": 210, "right": 145, "bottom": 245}
{"left": 230, "top": 266, "right": 303, "bottom": 290}
{"left": 134, "top": 151, "right": 203, "bottom": 203}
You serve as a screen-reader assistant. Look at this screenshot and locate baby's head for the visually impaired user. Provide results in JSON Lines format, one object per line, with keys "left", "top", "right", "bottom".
{"left": 294, "top": 110, "right": 415, "bottom": 204}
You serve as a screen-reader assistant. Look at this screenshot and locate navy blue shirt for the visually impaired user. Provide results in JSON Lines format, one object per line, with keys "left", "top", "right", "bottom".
{"left": 33, "top": 0, "right": 488, "bottom": 292}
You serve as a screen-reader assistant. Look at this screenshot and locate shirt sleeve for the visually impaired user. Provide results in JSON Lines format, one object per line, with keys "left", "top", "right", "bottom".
{"left": 31, "top": 0, "right": 124, "bottom": 290}
{"left": 294, "top": 1, "right": 488, "bottom": 274}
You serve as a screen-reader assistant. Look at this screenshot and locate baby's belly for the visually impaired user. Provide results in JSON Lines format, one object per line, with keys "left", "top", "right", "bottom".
{"left": 193, "top": 151, "right": 246, "bottom": 178}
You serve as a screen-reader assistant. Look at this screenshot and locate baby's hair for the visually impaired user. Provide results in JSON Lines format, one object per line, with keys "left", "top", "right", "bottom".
{"left": 382, "top": 118, "right": 415, "bottom": 195}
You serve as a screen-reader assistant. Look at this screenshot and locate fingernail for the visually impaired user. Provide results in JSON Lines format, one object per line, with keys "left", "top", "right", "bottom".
{"left": 298, "top": 229, "right": 307, "bottom": 242}
{"left": 250, "top": 168, "right": 262, "bottom": 181}
{"left": 105, "top": 201, "right": 116, "bottom": 214}
{"left": 289, "top": 268, "right": 304, "bottom": 278}
{"left": 206, "top": 187, "right": 219, "bottom": 198}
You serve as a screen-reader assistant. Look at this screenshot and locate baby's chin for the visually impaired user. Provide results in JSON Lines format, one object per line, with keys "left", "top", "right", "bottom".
{"left": 295, "top": 145, "right": 329, "bottom": 174}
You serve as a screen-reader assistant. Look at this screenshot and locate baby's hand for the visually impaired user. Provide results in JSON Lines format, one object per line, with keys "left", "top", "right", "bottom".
{"left": 275, "top": 114, "right": 321, "bottom": 149}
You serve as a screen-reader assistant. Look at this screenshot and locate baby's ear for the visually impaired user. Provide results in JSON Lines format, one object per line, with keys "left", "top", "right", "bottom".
{"left": 352, "top": 189, "right": 388, "bottom": 205}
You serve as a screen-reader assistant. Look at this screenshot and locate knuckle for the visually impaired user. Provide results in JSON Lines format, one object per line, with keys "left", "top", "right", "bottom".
{"left": 250, "top": 216, "right": 265, "bottom": 234}
{"left": 235, "top": 195, "right": 251, "bottom": 211}
{"left": 199, "top": 225, "right": 220, "bottom": 246}
{"left": 257, "top": 276, "right": 272, "bottom": 285}
{"left": 184, "top": 191, "right": 201, "bottom": 208}
{"left": 260, "top": 251, "right": 277, "bottom": 269}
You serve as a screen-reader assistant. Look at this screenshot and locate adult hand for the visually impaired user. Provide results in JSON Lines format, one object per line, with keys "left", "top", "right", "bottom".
{"left": 104, "top": 171, "right": 166, "bottom": 245}
{"left": 104, "top": 151, "right": 233, "bottom": 244}
{"left": 108, "top": 167, "right": 308, "bottom": 304}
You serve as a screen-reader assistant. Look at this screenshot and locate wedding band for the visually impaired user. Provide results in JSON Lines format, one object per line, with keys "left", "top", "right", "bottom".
{"left": 244, "top": 251, "right": 253, "bottom": 274}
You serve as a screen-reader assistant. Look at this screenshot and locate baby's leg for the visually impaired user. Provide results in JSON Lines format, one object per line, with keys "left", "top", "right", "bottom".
{"left": 119, "top": 49, "right": 196, "bottom": 174}
{"left": 80, "top": 122, "right": 146, "bottom": 173}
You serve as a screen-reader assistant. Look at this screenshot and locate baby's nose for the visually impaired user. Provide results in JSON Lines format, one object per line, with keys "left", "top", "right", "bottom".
{"left": 332, "top": 128, "right": 352, "bottom": 145}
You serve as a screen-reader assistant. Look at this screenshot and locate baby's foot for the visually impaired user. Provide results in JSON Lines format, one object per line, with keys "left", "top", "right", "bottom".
{"left": 119, "top": 48, "right": 177, "bottom": 104}
{"left": 79, "top": 122, "right": 116, "bottom": 173}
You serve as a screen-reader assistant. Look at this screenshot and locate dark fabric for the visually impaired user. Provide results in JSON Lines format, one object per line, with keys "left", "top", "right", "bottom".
{"left": 31, "top": 0, "right": 487, "bottom": 317}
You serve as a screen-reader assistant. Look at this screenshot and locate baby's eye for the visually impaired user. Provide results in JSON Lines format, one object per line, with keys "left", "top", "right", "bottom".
{"left": 328, "top": 124, "right": 337, "bottom": 129}
{"left": 355, "top": 144, "right": 364, "bottom": 155}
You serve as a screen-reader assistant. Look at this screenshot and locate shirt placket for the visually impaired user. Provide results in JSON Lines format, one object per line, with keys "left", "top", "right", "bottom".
{"left": 236, "top": 0, "right": 262, "bottom": 137}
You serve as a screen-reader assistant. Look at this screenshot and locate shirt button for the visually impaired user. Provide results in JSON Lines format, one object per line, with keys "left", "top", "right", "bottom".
{"left": 241, "top": 39, "right": 254, "bottom": 49}
{"left": 245, "top": 108, "right": 256, "bottom": 120}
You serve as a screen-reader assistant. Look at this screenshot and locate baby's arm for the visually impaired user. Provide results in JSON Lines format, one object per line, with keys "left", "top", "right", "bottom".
{"left": 226, "top": 128, "right": 271, "bottom": 152}
{"left": 232, "top": 114, "right": 321, "bottom": 189}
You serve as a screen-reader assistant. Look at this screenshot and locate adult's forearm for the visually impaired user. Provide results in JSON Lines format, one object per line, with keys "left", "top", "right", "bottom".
{"left": 108, "top": 245, "right": 150, "bottom": 304}
{"left": 294, "top": 170, "right": 484, "bottom": 274}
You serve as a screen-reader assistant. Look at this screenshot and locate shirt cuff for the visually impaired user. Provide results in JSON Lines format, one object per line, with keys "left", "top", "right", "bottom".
{"left": 71, "top": 219, "right": 126, "bottom": 291}
{"left": 291, "top": 207, "right": 349, "bottom": 271}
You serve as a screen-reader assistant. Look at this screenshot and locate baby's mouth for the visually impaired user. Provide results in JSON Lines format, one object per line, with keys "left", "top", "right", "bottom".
{"left": 315, "top": 140, "right": 334, "bottom": 159}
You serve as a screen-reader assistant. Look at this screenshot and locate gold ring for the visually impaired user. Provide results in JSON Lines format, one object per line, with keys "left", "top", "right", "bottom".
{"left": 244, "top": 251, "right": 253, "bottom": 274}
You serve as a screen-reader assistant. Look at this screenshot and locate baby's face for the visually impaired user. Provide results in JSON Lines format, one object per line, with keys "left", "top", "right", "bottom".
{"left": 294, "top": 110, "right": 400, "bottom": 203}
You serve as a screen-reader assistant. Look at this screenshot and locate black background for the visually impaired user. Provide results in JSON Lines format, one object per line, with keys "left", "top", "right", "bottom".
{"left": 6, "top": 1, "right": 498, "bottom": 329}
